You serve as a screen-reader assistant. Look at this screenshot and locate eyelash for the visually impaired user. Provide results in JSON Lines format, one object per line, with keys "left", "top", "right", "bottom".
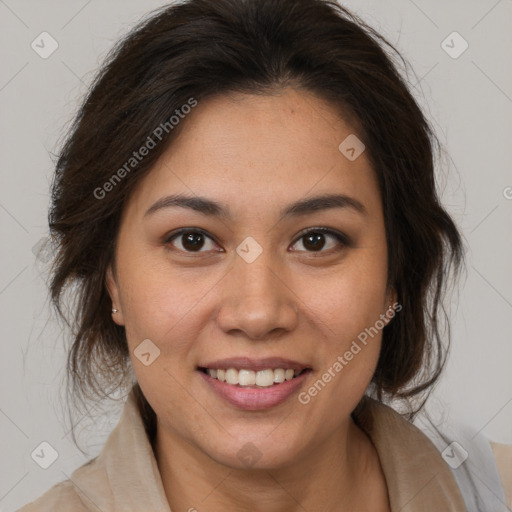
{"left": 163, "top": 227, "right": 350, "bottom": 255}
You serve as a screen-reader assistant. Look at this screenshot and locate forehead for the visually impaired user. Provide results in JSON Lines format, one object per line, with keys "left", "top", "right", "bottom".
{"left": 124, "top": 88, "right": 380, "bottom": 220}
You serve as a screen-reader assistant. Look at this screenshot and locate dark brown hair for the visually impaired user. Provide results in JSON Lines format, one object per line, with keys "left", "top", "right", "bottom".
{"left": 48, "top": 0, "right": 464, "bottom": 441}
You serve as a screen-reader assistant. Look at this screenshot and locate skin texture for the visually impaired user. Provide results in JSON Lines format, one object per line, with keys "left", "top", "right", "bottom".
{"left": 106, "top": 87, "right": 395, "bottom": 511}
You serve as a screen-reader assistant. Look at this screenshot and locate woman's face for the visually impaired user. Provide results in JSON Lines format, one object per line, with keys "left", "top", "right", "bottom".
{"left": 107, "top": 87, "right": 394, "bottom": 469}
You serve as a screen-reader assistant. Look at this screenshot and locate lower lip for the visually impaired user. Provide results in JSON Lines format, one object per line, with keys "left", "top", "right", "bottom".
{"left": 198, "top": 370, "right": 311, "bottom": 410}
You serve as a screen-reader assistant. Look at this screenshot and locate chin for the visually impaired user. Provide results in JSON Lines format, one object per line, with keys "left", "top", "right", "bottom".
{"left": 206, "top": 440, "right": 302, "bottom": 471}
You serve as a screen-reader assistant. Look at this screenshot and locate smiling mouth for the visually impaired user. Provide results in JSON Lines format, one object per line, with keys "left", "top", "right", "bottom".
{"left": 198, "top": 367, "right": 312, "bottom": 388}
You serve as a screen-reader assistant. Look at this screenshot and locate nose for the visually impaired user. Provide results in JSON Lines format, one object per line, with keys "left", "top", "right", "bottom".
{"left": 216, "top": 249, "right": 299, "bottom": 341}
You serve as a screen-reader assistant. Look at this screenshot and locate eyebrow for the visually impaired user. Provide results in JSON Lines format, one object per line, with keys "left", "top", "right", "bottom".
{"left": 144, "top": 192, "right": 367, "bottom": 219}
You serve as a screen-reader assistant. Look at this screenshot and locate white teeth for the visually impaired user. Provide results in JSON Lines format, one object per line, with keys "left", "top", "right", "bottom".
{"left": 273, "top": 368, "right": 285, "bottom": 383}
{"left": 238, "top": 369, "right": 256, "bottom": 386}
{"left": 225, "top": 368, "right": 239, "bottom": 385}
{"left": 256, "top": 369, "right": 274, "bottom": 387}
{"left": 204, "top": 367, "right": 305, "bottom": 387}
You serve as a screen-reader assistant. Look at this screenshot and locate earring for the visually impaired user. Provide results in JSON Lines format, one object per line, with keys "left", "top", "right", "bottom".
{"left": 112, "top": 308, "right": 118, "bottom": 314}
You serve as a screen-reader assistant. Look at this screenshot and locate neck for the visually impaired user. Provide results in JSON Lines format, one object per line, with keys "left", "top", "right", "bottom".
{"left": 154, "top": 416, "right": 386, "bottom": 512}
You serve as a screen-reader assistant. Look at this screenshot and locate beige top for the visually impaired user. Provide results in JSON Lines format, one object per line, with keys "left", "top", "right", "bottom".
{"left": 492, "top": 442, "right": 512, "bottom": 508}
{"left": 17, "top": 388, "right": 471, "bottom": 511}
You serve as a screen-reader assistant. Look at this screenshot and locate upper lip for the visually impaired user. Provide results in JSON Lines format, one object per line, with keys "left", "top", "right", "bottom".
{"left": 198, "top": 357, "right": 311, "bottom": 372}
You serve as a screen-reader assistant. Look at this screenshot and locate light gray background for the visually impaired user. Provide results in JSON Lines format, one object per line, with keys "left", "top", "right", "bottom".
{"left": 1, "top": 0, "right": 511, "bottom": 510}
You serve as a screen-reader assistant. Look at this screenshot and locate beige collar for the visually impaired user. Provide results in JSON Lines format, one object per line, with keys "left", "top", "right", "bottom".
{"left": 69, "top": 390, "right": 466, "bottom": 511}
{"left": 356, "top": 397, "right": 467, "bottom": 511}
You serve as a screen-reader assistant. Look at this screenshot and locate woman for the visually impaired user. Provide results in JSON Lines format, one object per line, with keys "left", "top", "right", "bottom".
{"left": 18, "top": 0, "right": 510, "bottom": 510}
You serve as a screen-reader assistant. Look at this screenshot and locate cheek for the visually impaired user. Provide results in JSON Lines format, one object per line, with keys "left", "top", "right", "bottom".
{"left": 117, "top": 250, "right": 214, "bottom": 343}
{"left": 300, "top": 246, "right": 388, "bottom": 400}
{"left": 118, "top": 264, "right": 209, "bottom": 417}
{"left": 311, "top": 254, "right": 388, "bottom": 341}
{"left": 296, "top": 265, "right": 387, "bottom": 431}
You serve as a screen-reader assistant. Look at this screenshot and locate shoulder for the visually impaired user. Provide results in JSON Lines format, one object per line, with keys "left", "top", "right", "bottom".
{"left": 16, "top": 453, "right": 113, "bottom": 512}
{"left": 16, "top": 389, "right": 158, "bottom": 512}
{"left": 16, "top": 479, "right": 88, "bottom": 512}
{"left": 411, "top": 406, "right": 510, "bottom": 512}
{"left": 491, "top": 441, "right": 512, "bottom": 510}
{"left": 356, "top": 397, "right": 467, "bottom": 510}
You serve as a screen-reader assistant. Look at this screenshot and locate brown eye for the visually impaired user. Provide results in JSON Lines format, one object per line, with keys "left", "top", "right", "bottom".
{"left": 290, "top": 228, "right": 349, "bottom": 253}
{"left": 166, "top": 229, "right": 219, "bottom": 253}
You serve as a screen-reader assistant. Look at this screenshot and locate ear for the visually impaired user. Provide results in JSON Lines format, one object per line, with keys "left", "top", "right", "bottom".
{"left": 106, "top": 264, "right": 125, "bottom": 325}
